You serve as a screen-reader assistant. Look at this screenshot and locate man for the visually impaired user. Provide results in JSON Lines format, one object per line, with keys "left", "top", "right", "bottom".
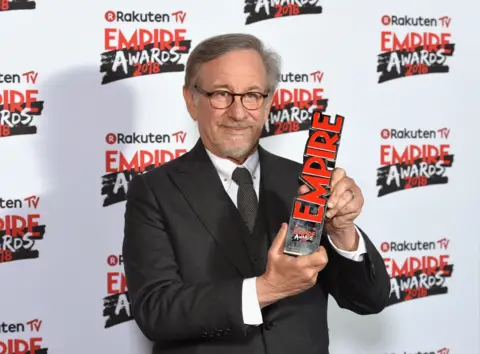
{"left": 123, "top": 33, "right": 390, "bottom": 354}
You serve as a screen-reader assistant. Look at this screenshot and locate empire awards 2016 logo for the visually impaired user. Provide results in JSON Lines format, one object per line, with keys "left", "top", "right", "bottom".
{"left": 382, "top": 237, "right": 453, "bottom": 307}
{"left": 0, "top": 195, "right": 46, "bottom": 264}
{"left": 101, "top": 9, "right": 191, "bottom": 84}
{"left": 376, "top": 127, "right": 454, "bottom": 197}
{"left": 0, "top": 71, "right": 44, "bottom": 138}
{"left": 261, "top": 69, "right": 328, "bottom": 138}
{"left": 377, "top": 14, "right": 455, "bottom": 83}
{"left": 103, "top": 254, "right": 132, "bottom": 328}
{"left": 101, "top": 130, "right": 188, "bottom": 207}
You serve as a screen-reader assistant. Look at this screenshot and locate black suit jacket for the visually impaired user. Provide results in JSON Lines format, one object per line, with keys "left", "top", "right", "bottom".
{"left": 122, "top": 138, "right": 390, "bottom": 354}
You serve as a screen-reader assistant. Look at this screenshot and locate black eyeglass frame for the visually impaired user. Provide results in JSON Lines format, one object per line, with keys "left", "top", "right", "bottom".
{"left": 194, "top": 85, "right": 269, "bottom": 110}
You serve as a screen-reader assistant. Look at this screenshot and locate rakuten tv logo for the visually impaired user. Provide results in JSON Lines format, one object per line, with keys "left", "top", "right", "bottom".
{"left": 105, "top": 10, "right": 186, "bottom": 23}
{"left": 381, "top": 127, "right": 450, "bottom": 140}
{"left": 381, "top": 15, "right": 451, "bottom": 27}
{"left": 105, "top": 131, "right": 186, "bottom": 145}
{"left": 381, "top": 237, "right": 450, "bottom": 252}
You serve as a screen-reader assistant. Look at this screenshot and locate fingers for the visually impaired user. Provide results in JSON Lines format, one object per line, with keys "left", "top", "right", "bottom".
{"left": 329, "top": 167, "right": 346, "bottom": 191}
{"left": 298, "top": 184, "right": 309, "bottom": 195}
{"left": 296, "top": 246, "right": 328, "bottom": 270}
{"left": 326, "top": 187, "right": 357, "bottom": 218}
{"left": 270, "top": 222, "right": 289, "bottom": 256}
{"left": 329, "top": 211, "right": 361, "bottom": 229}
{"left": 327, "top": 171, "right": 356, "bottom": 207}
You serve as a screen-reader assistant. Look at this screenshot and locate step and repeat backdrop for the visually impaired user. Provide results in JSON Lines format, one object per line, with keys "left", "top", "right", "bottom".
{"left": 1, "top": 0, "right": 479, "bottom": 353}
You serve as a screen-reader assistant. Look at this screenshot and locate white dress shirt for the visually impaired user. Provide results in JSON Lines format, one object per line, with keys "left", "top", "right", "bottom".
{"left": 204, "top": 147, "right": 367, "bottom": 325}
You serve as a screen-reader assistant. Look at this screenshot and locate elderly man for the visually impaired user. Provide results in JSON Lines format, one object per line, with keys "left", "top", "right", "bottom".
{"left": 122, "top": 33, "right": 390, "bottom": 354}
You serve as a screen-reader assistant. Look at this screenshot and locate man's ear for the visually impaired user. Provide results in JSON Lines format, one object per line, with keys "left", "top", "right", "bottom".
{"left": 183, "top": 86, "right": 198, "bottom": 121}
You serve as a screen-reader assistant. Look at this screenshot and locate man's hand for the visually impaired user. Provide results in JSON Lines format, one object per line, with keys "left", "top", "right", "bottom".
{"left": 256, "top": 223, "right": 328, "bottom": 308}
{"left": 298, "top": 167, "right": 364, "bottom": 251}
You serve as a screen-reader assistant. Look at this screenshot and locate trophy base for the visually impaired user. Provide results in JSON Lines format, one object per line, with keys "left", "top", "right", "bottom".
{"left": 283, "top": 199, "right": 326, "bottom": 257}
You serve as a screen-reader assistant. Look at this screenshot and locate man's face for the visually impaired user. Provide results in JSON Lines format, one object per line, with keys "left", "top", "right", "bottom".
{"left": 183, "top": 49, "right": 271, "bottom": 162}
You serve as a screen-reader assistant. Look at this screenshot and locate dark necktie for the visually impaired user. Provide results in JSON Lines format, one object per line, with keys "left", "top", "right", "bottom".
{"left": 232, "top": 167, "right": 258, "bottom": 233}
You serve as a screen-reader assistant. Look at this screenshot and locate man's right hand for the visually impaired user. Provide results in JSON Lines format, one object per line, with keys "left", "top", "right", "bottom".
{"left": 256, "top": 222, "right": 328, "bottom": 308}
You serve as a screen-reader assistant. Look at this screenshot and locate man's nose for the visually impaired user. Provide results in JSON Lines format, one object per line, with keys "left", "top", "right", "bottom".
{"left": 228, "top": 96, "right": 248, "bottom": 120}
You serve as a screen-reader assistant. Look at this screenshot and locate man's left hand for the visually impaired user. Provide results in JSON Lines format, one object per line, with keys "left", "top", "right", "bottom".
{"left": 298, "top": 167, "right": 363, "bottom": 251}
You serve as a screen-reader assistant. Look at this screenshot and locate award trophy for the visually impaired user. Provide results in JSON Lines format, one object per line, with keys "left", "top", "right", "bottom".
{"left": 284, "top": 110, "right": 345, "bottom": 256}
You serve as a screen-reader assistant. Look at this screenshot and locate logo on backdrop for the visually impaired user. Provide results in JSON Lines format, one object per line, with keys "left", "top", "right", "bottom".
{"left": 101, "top": 131, "right": 188, "bottom": 207}
{"left": 382, "top": 237, "right": 453, "bottom": 306}
{"left": 101, "top": 9, "right": 191, "bottom": 84}
{"left": 377, "top": 127, "right": 453, "bottom": 197}
{"left": 384, "top": 347, "right": 450, "bottom": 354}
{"left": 0, "top": 196, "right": 45, "bottom": 264}
{"left": 378, "top": 14, "right": 455, "bottom": 83}
{"left": 0, "top": 0, "right": 36, "bottom": 11}
{"left": 244, "top": 0, "right": 322, "bottom": 25}
{"left": 261, "top": 70, "right": 328, "bottom": 138}
{"left": 0, "top": 71, "right": 44, "bottom": 138}
{"left": 0, "top": 318, "right": 48, "bottom": 353}
{"left": 104, "top": 254, "right": 132, "bottom": 328}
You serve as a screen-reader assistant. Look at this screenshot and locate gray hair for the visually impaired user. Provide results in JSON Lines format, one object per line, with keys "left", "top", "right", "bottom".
{"left": 184, "top": 33, "right": 282, "bottom": 94}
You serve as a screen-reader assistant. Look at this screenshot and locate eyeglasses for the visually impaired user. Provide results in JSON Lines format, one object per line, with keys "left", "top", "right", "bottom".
{"left": 194, "top": 85, "right": 269, "bottom": 110}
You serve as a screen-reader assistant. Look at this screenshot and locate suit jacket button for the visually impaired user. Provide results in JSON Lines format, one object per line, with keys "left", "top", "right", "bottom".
{"left": 264, "top": 322, "right": 274, "bottom": 331}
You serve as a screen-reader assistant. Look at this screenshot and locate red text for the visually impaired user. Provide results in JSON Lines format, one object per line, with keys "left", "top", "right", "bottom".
{"left": 384, "top": 255, "right": 450, "bottom": 278}
{"left": 0, "top": 90, "right": 39, "bottom": 113}
{"left": 381, "top": 32, "right": 451, "bottom": 52}
{"left": 0, "top": 338, "right": 42, "bottom": 354}
{"left": 271, "top": 88, "right": 324, "bottom": 110}
{"left": 380, "top": 144, "right": 450, "bottom": 165}
{"left": 107, "top": 272, "right": 127, "bottom": 295}
{"left": 293, "top": 112, "right": 344, "bottom": 223}
{"left": 104, "top": 28, "right": 187, "bottom": 51}
{"left": 105, "top": 149, "right": 187, "bottom": 173}
{"left": 0, "top": 214, "right": 40, "bottom": 237}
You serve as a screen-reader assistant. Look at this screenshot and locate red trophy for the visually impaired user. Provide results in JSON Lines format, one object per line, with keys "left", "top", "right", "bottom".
{"left": 284, "top": 110, "right": 345, "bottom": 256}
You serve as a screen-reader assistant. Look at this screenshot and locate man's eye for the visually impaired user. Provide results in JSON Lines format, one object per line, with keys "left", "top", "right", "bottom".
{"left": 214, "top": 91, "right": 231, "bottom": 97}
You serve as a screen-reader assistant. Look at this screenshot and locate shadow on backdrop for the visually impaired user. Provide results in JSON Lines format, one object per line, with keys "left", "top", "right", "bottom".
{"left": 37, "top": 66, "right": 152, "bottom": 353}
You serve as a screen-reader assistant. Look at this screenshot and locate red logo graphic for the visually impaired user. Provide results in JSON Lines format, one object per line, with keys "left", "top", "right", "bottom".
{"left": 105, "top": 10, "right": 116, "bottom": 22}
{"left": 381, "top": 15, "right": 391, "bottom": 25}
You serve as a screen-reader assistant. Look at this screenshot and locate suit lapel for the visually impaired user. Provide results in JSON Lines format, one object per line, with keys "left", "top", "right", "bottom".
{"left": 167, "top": 139, "right": 256, "bottom": 277}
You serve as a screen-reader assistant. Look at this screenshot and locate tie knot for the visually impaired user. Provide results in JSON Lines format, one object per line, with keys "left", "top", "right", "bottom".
{"left": 232, "top": 167, "right": 253, "bottom": 185}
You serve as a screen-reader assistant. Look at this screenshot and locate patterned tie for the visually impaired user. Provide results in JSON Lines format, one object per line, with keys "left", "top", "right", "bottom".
{"left": 232, "top": 167, "right": 258, "bottom": 232}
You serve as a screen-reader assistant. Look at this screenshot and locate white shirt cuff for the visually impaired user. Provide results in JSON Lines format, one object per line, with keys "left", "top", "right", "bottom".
{"left": 327, "top": 225, "right": 367, "bottom": 262}
{"left": 241, "top": 277, "right": 263, "bottom": 325}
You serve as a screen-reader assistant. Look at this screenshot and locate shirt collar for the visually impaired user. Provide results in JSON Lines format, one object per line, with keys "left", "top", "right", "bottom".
{"left": 204, "top": 147, "right": 260, "bottom": 188}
